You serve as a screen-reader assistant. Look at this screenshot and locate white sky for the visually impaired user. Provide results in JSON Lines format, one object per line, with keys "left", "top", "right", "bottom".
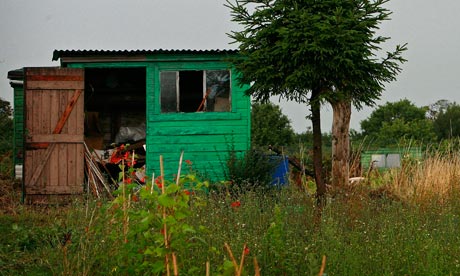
{"left": 1, "top": 0, "right": 460, "bottom": 133}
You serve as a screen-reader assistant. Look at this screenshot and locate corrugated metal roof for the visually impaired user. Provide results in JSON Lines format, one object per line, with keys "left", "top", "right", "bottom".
{"left": 52, "top": 49, "right": 238, "bottom": 61}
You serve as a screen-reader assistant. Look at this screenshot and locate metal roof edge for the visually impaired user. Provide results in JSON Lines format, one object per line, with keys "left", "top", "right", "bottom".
{"left": 52, "top": 49, "right": 239, "bottom": 61}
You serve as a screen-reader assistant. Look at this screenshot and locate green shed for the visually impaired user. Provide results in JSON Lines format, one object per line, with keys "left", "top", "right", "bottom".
{"left": 8, "top": 49, "right": 251, "bottom": 200}
{"left": 361, "top": 147, "right": 423, "bottom": 170}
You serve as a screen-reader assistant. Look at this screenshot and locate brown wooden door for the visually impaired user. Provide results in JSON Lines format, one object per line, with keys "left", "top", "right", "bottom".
{"left": 24, "top": 67, "right": 85, "bottom": 195}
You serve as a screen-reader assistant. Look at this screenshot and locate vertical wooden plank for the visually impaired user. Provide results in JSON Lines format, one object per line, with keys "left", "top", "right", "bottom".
{"left": 75, "top": 89, "right": 85, "bottom": 187}
{"left": 32, "top": 92, "right": 42, "bottom": 189}
{"left": 41, "top": 91, "right": 51, "bottom": 187}
{"left": 67, "top": 90, "right": 77, "bottom": 188}
{"left": 58, "top": 91, "right": 68, "bottom": 188}
{"left": 48, "top": 91, "right": 60, "bottom": 186}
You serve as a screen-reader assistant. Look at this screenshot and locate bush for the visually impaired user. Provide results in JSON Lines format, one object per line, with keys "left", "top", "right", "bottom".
{"left": 225, "top": 149, "right": 279, "bottom": 193}
{"left": 0, "top": 151, "right": 13, "bottom": 179}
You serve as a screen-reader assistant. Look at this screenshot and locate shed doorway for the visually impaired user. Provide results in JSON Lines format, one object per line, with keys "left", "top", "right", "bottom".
{"left": 84, "top": 68, "right": 146, "bottom": 150}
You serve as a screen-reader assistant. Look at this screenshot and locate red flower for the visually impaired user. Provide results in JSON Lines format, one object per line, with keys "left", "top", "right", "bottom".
{"left": 125, "top": 178, "right": 132, "bottom": 184}
{"left": 155, "top": 176, "right": 163, "bottom": 188}
{"left": 185, "top": 159, "right": 192, "bottom": 165}
{"left": 231, "top": 201, "right": 241, "bottom": 208}
{"left": 132, "top": 194, "right": 139, "bottom": 202}
{"left": 244, "top": 246, "right": 250, "bottom": 256}
{"left": 184, "top": 190, "right": 191, "bottom": 195}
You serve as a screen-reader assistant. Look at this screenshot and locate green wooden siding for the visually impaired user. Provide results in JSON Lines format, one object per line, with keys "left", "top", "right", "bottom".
{"left": 149, "top": 60, "right": 250, "bottom": 181}
{"left": 13, "top": 85, "right": 24, "bottom": 166}
{"left": 67, "top": 52, "right": 251, "bottom": 182}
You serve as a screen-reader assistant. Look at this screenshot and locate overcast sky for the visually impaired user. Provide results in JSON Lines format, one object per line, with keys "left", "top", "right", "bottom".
{"left": 1, "top": 0, "right": 460, "bottom": 133}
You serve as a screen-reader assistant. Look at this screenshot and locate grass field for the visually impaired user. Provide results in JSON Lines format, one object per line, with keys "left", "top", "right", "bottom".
{"left": 1, "top": 151, "right": 460, "bottom": 275}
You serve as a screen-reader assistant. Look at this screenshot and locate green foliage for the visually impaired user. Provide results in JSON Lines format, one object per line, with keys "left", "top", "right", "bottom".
{"left": 251, "top": 102, "right": 294, "bottom": 149}
{"left": 433, "top": 102, "right": 460, "bottom": 140}
{"left": 225, "top": 149, "right": 278, "bottom": 193}
{"left": 0, "top": 152, "right": 13, "bottom": 179}
{"left": 0, "top": 98, "right": 13, "bottom": 156}
{"left": 360, "top": 99, "right": 436, "bottom": 146}
{"left": 106, "top": 170, "right": 209, "bottom": 275}
{"left": 4, "top": 183, "right": 460, "bottom": 275}
{"left": 226, "top": 0, "right": 406, "bottom": 107}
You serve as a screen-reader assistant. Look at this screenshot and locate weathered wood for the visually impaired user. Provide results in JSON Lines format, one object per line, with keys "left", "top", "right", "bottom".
{"left": 27, "top": 144, "right": 57, "bottom": 189}
{"left": 24, "top": 67, "right": 85, "bottom": 196}
{"left": 331, "top": 100, "right": 352, "bottom": 188}
{"left": 26, "top": 184, "right": 83, "bottom": 194}
{"left": 53, "top": 89, "right": 83, "bottom": 134}
{"left": 26, "top": 134, "right": 84, "bottom": 143}
{"left": 27, "top": 88, "right": 83, "bottom": 188}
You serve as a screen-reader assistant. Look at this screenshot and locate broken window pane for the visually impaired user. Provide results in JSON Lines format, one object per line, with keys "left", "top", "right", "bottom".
{"left": 160, "top": 71, "right": 178, "bottom": 113}
{"left": 160, "top": 69, "right": 231, "bottom": 113}
{"left": 206, "top": 70, "right": 231, "bottom": 112}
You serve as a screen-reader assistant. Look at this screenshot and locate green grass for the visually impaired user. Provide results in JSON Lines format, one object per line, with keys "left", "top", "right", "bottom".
{"left": 2, "top": 184, "right": 460, "bottom": 275}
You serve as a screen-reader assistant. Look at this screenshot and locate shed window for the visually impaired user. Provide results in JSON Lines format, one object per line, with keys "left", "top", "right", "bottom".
{"left": 371, "top": 153, "right": 401, "bottom": 168}
{"left": 160, "top": 70, "right": 231, "bottom": 112}
{"left": 386, "top": 154, "right": 401, "bottom": 168}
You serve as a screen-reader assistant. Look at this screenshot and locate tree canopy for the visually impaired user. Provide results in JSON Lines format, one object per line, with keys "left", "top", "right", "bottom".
{"left": 251, "top": 102, "right": 294, "bottom": 148}
{"left": 360, "top": 99, "right": 436, "bottom": 146}
{"left": 226, "top": 0, "right": 406, "bottom": 107}
{"left": 433, "top": 102, "right": 460, "bottom": 140}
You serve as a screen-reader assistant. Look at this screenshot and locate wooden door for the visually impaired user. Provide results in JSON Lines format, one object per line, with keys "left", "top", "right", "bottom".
{"left": 24, "top": 67, "right": 85, "bottom": 196}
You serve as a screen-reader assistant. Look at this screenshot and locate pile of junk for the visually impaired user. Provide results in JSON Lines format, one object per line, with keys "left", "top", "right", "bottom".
{"left": 83, "top": 112, "right": 147, "bottom": 198}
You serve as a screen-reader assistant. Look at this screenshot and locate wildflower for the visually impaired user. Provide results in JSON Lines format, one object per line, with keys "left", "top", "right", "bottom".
{"left": 132, "top": 194, "right": 139, "bottom": 202}
{"left": 185, "top": 159, "right": 192, "bottom": 165}
{"left": 125, "top": 178, "right": 132, "bottom": 184}
{"left": 244, "top": 246, "right": 250, "bottom": 255}
{"left": 231, "top": 201, "right": 241, "bottom": 208}
{"left": 155, "top": 176, "right": 163, "bottom": 188}
{"left": 184, "top": 190, "right": 191, "bottom": 196}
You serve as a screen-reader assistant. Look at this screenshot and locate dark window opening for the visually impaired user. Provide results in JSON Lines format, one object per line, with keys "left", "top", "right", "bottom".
{"left": 160, "top": 70, "right": 231, "bottom": 113}
{"left": 180, "top": 71, "right": 203, "bottom": 112}
{"left": 84, "top": 68, "right": 146, "bottom": 149}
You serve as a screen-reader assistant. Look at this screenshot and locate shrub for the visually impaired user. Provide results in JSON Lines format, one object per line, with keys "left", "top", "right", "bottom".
{"left": 225, "top": 149, "right": 279, "bottom": 194}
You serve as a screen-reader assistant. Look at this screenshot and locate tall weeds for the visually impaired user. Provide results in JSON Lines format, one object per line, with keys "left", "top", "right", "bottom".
{"left": 385, "top": 149, "right": 460, "bottom": 204}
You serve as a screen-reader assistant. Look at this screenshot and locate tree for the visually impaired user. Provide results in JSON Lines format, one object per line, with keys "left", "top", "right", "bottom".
{"left": 427, "top": 99, "right": 450, "bottom": 121}
{"left": 0, "top": 98, "right": 13, "bottom": 155}
{"left": 226, "top": 0, "right": 406, "bottom": 195}
{"left": 433, "top": 102, "right": 460, "bottom": 140}
{"left": 251, "top": 102, "right": 295, "bottom": 148}
{"left": 360, "top": 99, "right": 436, "bottom": 146}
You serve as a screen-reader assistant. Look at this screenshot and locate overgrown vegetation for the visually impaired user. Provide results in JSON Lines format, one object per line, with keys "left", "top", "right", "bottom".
{"left": 2, "top": 146, "right": 460, "bottom": 275}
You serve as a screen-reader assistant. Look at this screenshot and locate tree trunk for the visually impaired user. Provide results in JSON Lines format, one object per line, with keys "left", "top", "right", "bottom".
{"left": 310, "top": 88, "right": 326, "bottom": 205}
{"left": 331, "top": 100, "right": 352, "bottom": 188}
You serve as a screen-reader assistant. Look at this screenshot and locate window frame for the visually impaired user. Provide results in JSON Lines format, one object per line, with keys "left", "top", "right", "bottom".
{"left": 159, "top": 69, "right": 232, "bottom": 113}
